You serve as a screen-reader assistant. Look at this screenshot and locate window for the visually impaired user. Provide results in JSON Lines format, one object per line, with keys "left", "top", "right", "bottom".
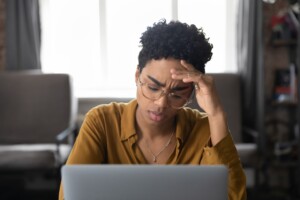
{"left": 40, "top": 0, "right": 238, "bottom": 98}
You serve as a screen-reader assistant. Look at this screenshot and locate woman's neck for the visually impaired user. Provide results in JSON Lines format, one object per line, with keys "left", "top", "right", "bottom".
{"left": 135, "top": 109, "right": 176, "bottom": 140}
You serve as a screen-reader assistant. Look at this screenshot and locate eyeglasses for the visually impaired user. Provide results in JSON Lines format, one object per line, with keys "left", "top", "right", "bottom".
{"left": 137, "top": 77, "right": 192, "bottom": 109}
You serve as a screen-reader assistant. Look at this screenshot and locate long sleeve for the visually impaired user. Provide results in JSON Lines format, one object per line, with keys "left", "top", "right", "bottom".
{"left": 59, "top": 109, "right": 107, "bottom": 200}
{"left": 201, "top": 134, "right": 247, "bottom": 200}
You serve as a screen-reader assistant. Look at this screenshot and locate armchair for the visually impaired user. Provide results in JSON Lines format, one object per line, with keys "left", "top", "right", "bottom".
{"left": 0, "top": 71, "right": 77, "bottom": 196}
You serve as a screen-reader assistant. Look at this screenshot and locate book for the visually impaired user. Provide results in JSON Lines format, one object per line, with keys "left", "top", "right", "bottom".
{"left": 273, "top": 64, "right": 297, "bottom": 102}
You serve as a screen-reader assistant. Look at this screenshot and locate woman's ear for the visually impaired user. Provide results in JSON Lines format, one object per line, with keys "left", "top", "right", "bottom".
{"left": 135, "top": 68, "right": 140, "bottom": 84}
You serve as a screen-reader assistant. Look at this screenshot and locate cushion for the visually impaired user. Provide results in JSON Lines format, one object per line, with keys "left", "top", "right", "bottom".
{"left": 0, "top": 144, "right": 71, "bottom": 170}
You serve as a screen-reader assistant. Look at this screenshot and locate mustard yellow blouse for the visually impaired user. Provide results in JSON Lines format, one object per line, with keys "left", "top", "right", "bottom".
{"left": 59, "top": 99, "right": 246, "bottom": 200}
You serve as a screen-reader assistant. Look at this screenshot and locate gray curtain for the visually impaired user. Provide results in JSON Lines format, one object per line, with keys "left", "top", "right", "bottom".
{"left": 237, "top": 0, "right": 264, "bottom": 142}
{"left": 5, "top": 0, "right": 41, "bottom": 70}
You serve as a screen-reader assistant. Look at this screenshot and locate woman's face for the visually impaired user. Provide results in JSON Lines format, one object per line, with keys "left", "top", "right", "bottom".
{"left": 135, "top": 58, "right": 193, "bottom": 127}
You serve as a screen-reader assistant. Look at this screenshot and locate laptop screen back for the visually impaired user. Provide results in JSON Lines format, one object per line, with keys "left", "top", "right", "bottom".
{"left": 62, "top": 165, "right": 228, "bottom": 200}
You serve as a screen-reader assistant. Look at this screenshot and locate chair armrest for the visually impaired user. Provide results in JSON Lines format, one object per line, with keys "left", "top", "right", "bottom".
{"left": 56, "top": 128, "right": 74, "bottom": 144}
{"left": 243, "top": 127, "right": 259, "bottom": 138}
{"left": 55, "top": 128, "right": 76, "bottom": 165}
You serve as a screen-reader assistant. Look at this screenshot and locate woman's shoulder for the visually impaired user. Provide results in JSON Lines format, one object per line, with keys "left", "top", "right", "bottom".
{"left": 86, "top": 99, "right": 136, "bottom": 119}
{"left": 177, "top": 107, "right": 209, "bottom": 132}
{"left": 180, "top": 106, "right": 208, "bottom": 120}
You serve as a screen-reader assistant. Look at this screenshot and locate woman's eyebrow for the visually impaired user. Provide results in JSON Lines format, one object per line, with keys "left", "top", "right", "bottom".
{"left": 147, "top": 75, "right": 165, "bottom": 87}
{"left": 171, "top": 85, "right": 191, "bottom": 91}
{"left": 147, "top": 75, "right": 191, "bottom": 91}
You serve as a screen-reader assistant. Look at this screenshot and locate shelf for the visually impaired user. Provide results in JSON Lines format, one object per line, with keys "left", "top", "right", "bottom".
{"left": 271, "top": 160, "right": 299, "bottom": 168}
{"left": 271, "top": 101, "right": 298, "bottom": 107}
{"left": 271, "top": 39, "right": 297, "bottom": 47}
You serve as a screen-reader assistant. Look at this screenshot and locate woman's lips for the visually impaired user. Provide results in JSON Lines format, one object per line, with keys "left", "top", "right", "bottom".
{"left": 148, "top": 111, "right": 164, "bottom": 122}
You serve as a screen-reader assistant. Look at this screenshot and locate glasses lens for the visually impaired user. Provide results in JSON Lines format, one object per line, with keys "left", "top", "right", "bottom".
{"left": 168, "top": 94, "right": 189, "bottom": 109}
{"left": 141, "top": 85, "right": 189, "bottom": 109}
{"left": 141, "top": 84, "right": 162, "bottom": 100}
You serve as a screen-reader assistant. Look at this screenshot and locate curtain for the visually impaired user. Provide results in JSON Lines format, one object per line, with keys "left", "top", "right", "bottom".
{"left": 5, "top": 0, "right": 41, "bottom": 70}
{"left": 0, "top": 0, "right": 5, "bottom": 71}
{"left": 237, "top": 0, "right": 264, "bottom": 143}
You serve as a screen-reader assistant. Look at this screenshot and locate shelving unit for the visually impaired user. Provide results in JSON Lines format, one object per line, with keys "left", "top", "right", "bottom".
{"left": 262, "top": 0, "right": 300, "bottom": 199}
{"left": 296, "top": 0, "right": 300, "bottom": 198}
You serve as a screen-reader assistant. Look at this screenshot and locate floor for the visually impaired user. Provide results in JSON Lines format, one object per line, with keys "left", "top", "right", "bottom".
{"left": 2, "top": 188, "right": 299, "bottom": 200}
{"left": 1, "top": 175, "right": 299, "bottom": 200}
{"left": 247, "top": 187, "right": 300, "bottom": 200}
{"left": 0, "top": 190, "right": 58, "bottom": 200}
{"left": 0, "top": 172, "right": 59, "bottom": 200}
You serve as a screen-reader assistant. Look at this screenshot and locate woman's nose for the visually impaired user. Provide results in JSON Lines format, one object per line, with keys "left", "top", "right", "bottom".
{"left": 154, "top": 93, "right": 169, "bottom": 108}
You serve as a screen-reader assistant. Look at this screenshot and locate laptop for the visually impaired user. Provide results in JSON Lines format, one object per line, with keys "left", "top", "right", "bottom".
{"left": 62, "top": 165, "right": 228, "bottom": 200}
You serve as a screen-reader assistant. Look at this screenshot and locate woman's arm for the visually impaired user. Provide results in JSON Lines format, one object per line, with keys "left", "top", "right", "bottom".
{"left": 171, "top": 60, "right": 228, "bottom": 145}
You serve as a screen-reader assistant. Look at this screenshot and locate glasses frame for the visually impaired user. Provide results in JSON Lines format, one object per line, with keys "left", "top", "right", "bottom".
{"left": 137, "top": 77, "right": 193, "bottom": 109}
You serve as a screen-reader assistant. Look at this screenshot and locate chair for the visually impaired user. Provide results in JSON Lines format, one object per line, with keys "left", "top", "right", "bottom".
{"left": 0, "top": 71, "right": 77, "bottom": 194}
{"left": 189, "top": 73, "right": 258, "bottom": 188}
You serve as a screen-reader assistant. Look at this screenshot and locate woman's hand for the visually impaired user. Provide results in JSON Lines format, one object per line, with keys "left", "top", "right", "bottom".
{"left": 170, "top": 60, "right": 223, "bottom": 117}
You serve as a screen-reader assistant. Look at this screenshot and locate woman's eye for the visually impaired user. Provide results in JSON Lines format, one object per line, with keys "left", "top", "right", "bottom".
{"left": 170, "top": 93, "right": 183, "bottom": 100}
{"left": 147, "top": 85, "right": 160, "bottom": 92}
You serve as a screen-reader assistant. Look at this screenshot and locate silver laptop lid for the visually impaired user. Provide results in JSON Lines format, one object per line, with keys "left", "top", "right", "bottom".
{"left": 62, "top": 165, "right": 228, "bottom": 200}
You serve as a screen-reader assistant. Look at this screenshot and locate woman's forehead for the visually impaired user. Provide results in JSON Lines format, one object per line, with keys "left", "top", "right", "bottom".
{"left": 144, "top": 58, "right": 182, "bottom": 70}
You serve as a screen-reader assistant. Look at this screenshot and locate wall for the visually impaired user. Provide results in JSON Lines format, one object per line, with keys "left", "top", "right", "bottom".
{"left": 0, "top": 0, "right": 4, "bottom": 71}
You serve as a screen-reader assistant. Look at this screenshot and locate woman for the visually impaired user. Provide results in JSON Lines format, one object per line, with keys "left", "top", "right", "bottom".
{"left": 59, "top": 19, "right": 246, "bottom": 200}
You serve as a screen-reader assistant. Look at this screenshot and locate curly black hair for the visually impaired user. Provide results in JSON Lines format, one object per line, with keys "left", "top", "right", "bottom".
{"left": 138, "top": 19, "right": 213, "bottom": 74}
